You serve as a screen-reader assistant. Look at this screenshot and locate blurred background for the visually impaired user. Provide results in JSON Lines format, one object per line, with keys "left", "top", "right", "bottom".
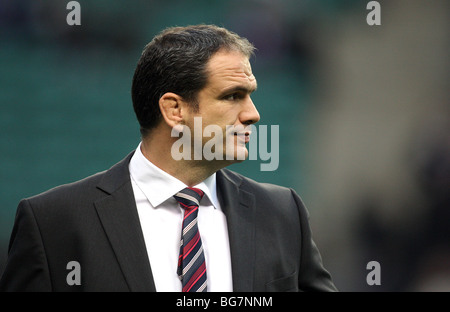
{"left": 1, "top": 0, "right": 449, "bottom": 291}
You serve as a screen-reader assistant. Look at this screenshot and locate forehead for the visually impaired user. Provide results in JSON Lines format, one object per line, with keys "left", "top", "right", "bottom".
{"left": 205, "top": 50, "right": 257, "bottom": 91}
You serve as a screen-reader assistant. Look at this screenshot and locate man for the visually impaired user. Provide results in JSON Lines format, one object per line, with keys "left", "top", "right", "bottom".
{"left": 0, "top": 25, "right": 337, "bottom": 292}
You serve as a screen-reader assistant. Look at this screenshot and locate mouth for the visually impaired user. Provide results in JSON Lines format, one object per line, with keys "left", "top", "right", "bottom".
{"left": 234, "top": 132, "right": 251, "bottom": 144}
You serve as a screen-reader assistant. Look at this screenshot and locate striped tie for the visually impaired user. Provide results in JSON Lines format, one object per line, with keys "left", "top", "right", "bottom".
{"left": 174, "top": 187, "right": 207, "bottom": 292}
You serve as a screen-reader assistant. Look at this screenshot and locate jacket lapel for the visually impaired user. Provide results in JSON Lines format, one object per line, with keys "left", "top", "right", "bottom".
{"left": 94, "top": 152, "right": 156, "bottom": 292}
{"left": 217, "top": 169, "right": 256, "bottom": 292}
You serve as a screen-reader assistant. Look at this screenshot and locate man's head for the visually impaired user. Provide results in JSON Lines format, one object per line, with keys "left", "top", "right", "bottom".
{"left": 132, "top": 24, "right": 256, "bottom": 137}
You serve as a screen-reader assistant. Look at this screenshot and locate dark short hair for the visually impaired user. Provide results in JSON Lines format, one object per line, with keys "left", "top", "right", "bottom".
{"left": 131, "top": 24, "right": 255, "bottom": 137}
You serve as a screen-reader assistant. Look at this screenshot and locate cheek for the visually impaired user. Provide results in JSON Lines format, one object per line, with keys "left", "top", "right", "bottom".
{"left": 196, "top": 98, "right": 242, "bottom": 128}
{"left": 200, "top": 110, "right": 232, "bottom": 127}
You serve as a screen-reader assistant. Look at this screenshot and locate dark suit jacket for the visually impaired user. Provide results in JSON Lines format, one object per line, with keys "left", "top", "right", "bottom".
{"left": 0, "top": 152, "right": 337, "bottom": 292}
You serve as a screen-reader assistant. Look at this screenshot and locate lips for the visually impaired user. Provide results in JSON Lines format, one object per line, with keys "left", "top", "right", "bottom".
{"left": 234, "top": 132, "right": 251, "bottom": 143}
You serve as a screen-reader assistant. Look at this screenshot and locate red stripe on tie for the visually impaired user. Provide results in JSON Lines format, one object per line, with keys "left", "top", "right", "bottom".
{"left": 182, "top": 232, "right": 200, "bottom": 259}
{"left": 183, "top": 262, "right": 206, "bottom": 292}
{"left": 188, "top": 187, "right": 204, "bottom": 197}
{"left": 178, "top": 202, "right": 197, "bottom": 210}
{"left": 183, "top": 206, "right": 198, "bottom": 221}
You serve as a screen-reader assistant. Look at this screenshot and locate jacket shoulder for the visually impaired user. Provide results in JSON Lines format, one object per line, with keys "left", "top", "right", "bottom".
{"left": 220, "top": 168, "right": 295, "bottom": 196}
{"left": 24, "top": 170, "right": 106, "bottom": 207}
{"left": 23, "top": 151, "right": 134, "bottom": 208}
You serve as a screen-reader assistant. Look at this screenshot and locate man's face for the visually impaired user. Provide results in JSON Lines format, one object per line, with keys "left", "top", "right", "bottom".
{"left": 184, "top": 49, "right": 260, "bottom": 163}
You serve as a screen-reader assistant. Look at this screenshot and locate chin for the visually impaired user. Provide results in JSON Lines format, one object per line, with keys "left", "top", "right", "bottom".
{"left": 225, "top": 146, "right": 248, "bottom": 162}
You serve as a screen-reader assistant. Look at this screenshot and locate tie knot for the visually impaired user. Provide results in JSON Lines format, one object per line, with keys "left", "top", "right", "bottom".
{"left": 173, "top": 187, "right": 204, "bottom": 209}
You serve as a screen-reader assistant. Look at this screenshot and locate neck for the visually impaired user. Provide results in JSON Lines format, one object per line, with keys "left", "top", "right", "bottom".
{"left": 140, "top": 129, "right": 228, "bottom": 187}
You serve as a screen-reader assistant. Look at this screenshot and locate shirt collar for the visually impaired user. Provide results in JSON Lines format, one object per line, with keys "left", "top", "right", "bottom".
{"left": 129, "top": 142, "right": 220, "bottom": 209}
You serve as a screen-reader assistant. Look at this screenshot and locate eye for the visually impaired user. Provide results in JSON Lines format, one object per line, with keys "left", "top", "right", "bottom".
{"left": 223, "top": 93, "right": 242, "bottom": 101}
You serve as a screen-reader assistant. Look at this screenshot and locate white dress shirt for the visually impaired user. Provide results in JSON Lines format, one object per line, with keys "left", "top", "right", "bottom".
{"left": 128, "top": 143, "right": 233, "bottom": 292}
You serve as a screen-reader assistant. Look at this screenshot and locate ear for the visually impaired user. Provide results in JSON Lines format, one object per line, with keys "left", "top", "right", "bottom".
{"left": 159, "top": 92, "right": 186, "bottom": 128}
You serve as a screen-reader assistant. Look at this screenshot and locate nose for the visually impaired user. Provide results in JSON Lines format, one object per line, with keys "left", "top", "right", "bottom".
{"left": 241, "top": 97, "right": 260, "bottom": 125}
